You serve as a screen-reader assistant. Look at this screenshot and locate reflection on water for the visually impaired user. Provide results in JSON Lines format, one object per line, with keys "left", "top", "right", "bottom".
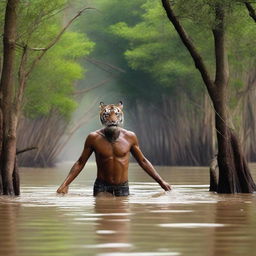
{"left": 0, "top": 163, "right": 256, "bottom": 256}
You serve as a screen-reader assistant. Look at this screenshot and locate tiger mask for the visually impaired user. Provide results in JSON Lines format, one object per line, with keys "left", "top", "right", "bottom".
{"left": 99, "top": 101, "right": 124, "bottom": 127}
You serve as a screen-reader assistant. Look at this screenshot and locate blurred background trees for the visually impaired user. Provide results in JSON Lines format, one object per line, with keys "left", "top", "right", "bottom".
{"left": 73, "top": 0, "right": 256, "bottom": 166}
{"left": 0, "top": 0, "right": 95, "bottom": 168}
{"left": 1, "top": 0, "right": 256, "bottom": 168}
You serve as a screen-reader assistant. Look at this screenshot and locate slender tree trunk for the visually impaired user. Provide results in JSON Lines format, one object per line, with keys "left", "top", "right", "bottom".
{"left": 0, "top": 109, "right": 3, "bottom": 195}
{"left": 161, "top": 0, "right": 256, "bottom": 193}
{"left": 212, "top": 5, "right": 255, "bottom": 193}
{"left": 0, "top": 56, "right": 2, "bottom": 195}
{"left": 0, "top": 56, "right": 2, "bottom": 194}
{"left": 0, "top": 0, "right": 20, "bottom": 195}
{"left": 13, "top": 157, "right": 20, "bottom": 195}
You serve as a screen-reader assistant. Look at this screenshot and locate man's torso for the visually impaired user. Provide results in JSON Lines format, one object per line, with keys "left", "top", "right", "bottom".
{"left": 90, "top": 128, "right": 134, "bottom": 184}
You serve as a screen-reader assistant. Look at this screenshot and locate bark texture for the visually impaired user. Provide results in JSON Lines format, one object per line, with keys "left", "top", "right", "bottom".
{"left": 0, "top": 0, "right": 20, "bottom": 195}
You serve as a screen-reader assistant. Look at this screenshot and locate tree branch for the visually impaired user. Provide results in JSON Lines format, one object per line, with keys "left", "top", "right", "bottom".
{"left": 245, "top": 2, "right": 256, "bottom": 22}
{"left": 49, "top": 98, "right": 99, "bottom": 159}
{"left": 161, "top": 0, "right": 215, "bottom": 99}
{"left": 73, "top": 77, "right": 113, "bottom": 96}
{"left": 16, "top": 146, "right": 38, "bottom": 155}
{"left": 85, "top": 57, "right": 126, "bottom": 74}
{"left": 25, "top": 6, "right": 96, "bottom": 77}
{"left": 26, "top": 47, "right": 48, "bottom": 51}
{"left": 16, "top": 5, "right": 69, "bottom": 42}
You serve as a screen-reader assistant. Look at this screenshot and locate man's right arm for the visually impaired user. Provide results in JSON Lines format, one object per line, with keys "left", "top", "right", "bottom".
{"left": 56, "top": 134, "right": 94, "bottom": 194}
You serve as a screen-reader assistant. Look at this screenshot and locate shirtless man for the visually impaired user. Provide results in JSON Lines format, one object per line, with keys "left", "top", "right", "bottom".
{"left": 57, "top": 101, "right": 171, "bottom": 196}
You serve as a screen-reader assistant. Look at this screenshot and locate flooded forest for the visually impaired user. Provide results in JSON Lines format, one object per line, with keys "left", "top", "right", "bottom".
{"left": 1, "top": 1, "right": 256, "bottom": 256}
{"left": 1, "top": 0, "right": 256, "bottom": 170}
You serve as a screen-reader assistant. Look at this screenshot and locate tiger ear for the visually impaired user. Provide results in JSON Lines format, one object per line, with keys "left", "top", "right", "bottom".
{"left": 117, "top": 101, "right": 123, "bottom": 109}
{"left": 99, "top": 102, "right": 105, "bottom": 110}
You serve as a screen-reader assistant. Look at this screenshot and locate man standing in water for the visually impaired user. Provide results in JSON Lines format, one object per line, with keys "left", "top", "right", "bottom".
{"left": 57, "top": 102, "right": 171, "bottom": 196}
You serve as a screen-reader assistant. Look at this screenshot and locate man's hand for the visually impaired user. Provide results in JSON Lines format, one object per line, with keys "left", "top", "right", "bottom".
{"left": 130, "top": 133, "right": 172, "bottom": 192}
{"left": 56, "top": 134, "right": 94, "bottom": 195}
{"left": 57, "top": 185, "right": 69, "bottom": 194}
{"left": 160, "top": 181, "right": 172, "bottom": 191}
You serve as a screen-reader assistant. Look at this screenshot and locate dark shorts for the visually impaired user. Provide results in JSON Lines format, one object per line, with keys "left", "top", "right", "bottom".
{"left": 93, "top": 179, "right": 130, "bottom": 197}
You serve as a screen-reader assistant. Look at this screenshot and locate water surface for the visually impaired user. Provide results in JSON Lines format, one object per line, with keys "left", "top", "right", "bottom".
{"left": 0, "top": 163, "right": 256, "bottom": 256}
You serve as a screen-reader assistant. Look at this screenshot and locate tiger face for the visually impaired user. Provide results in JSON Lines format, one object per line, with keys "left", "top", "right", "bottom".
{"left": 99, "top": 101, "right": 124, "bottom": 127}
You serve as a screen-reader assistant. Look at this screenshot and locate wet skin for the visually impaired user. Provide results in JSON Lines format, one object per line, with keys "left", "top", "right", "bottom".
{"left": 57, "top": 127, "right": 171, "bottom": 194}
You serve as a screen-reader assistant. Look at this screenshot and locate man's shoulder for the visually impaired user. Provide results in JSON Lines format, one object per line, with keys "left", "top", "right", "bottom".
{"left": 84, "top": 130, "right": 103, "bottom": 147}
{"left": 120, "top": 128, "right": 137, "bottom": 139}
{"left": 87, "top": 128, "right": 137, "bottom": 141}
{"left": 87, "top": 129, "right": 103, "bottom": 139}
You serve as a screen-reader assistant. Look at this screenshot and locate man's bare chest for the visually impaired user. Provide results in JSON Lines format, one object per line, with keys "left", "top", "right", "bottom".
{"left": 93, "top": 137, "right": 131, "bottom": 158}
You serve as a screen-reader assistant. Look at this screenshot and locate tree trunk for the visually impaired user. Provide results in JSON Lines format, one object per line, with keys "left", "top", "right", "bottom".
{"left": 13, "top": 157, "right": 20, "bottom": 195}
{"left": 0, "top": 109, "right": 3, "bottom": 195}
{"left": 212, "top": 5, "right": 256, "bottom": 193}
{"left": 214, "top": 89, "right": 256, "bottom": 193}
{"left": 161, "top": 0, "right": 256, "bottom": 193}
{"left": 0, "top": 0, "right": 20, "bottom": 196}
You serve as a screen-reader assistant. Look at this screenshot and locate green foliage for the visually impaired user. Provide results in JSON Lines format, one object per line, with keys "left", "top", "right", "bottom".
{"left": 17, "top": 0, "right": 68, "bottom": 42}
{"left": 74, "top": 0, "right": 161, "bottom": 104}
{"left": 164, "top": 0, "right": 256, "bottom": 121}
{"left": 23, "top": 30, "right": 94, "bottom": 119}
{"left": 105, "top": 0, "right": 256, "bottom": 109}
{"left": 13, "top": 0, "right": 95, "bottom": 119}
{"left": 10, "top": 0, "right": 255, "bottom": 118}
{"left": 227, "top": 7, "right": 256, "bottom": 72}
{"left": 110, "top": 0, "right": 205, "bottom": 96}
{"left": 75, "top": 0, "right": 145, "bottom": 62}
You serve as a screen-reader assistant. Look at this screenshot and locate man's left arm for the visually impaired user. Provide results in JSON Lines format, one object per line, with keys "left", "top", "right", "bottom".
{"left": 130, "top": 133, "right": 172, "bottom": 191}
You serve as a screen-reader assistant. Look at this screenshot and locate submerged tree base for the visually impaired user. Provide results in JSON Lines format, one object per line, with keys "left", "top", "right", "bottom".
{"left": 210, "top": 130, "right": 256, "bottom": 194}
{"left": 0, "top": 156, "right": 20, "bottom": 196}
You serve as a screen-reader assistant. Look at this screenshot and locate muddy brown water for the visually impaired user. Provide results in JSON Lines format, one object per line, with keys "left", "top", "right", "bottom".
{"left": 0, "top": 162, "right": 256, "bottom": 256}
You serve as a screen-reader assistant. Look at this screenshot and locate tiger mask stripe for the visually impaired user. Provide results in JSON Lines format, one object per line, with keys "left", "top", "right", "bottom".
{"left": 99, "top": 101, "right": 124, "bottom": 127}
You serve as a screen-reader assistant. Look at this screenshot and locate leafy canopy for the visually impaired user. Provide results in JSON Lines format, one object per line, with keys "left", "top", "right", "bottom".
{"left": 13, "top": 0, "right": 95, "bottom": 119}
{"left": 110, "top": 0, "right": 204, "bottom": 96}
